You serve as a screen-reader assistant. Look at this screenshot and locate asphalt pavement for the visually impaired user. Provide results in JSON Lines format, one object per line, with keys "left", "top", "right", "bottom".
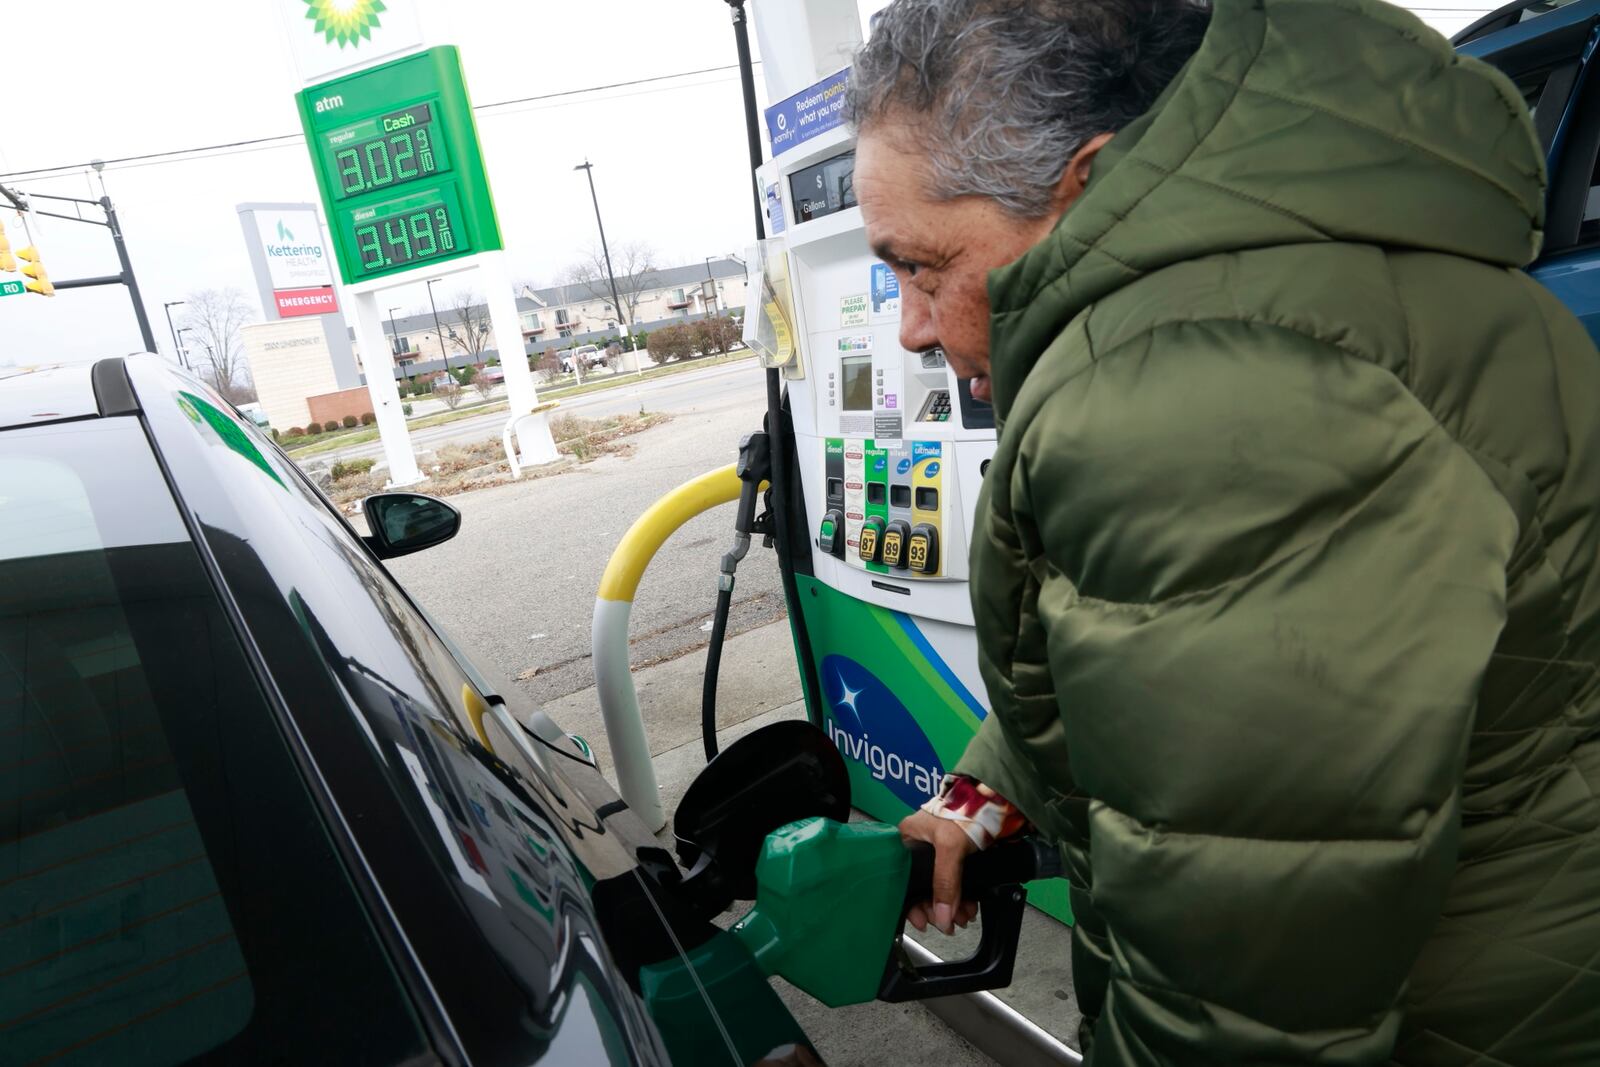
{"left": 386, "top": 360, "right": 786, "bottom": 706}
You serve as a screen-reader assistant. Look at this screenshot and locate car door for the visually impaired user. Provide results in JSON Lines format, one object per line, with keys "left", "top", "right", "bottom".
{"left": 124, "top": 359, "right": 675, "bottom": 1065}
{"left": 0, "top": 410, "right": 437, "bottom": 1066}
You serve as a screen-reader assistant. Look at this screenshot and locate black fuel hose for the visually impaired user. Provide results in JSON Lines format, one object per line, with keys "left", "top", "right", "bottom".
{"left": 702, "top": 583, "right": 735, "bottom": 760}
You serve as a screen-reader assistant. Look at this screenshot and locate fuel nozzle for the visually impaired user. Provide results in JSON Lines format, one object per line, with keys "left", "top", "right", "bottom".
{"left": 723, "top": 431, "right": 773, "bottom": 582}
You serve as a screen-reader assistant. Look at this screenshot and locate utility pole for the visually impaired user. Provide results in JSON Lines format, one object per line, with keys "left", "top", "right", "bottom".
{"left": 574, "top": 159, "right": 628, "bottom": 374}
{"left": 425, "top": 277, "right": 447, "bottom": 367}
{"left": 387, "top": 306, "right": 404, "bottom": 356}
{"left": 177, "top": 326, "right": 195, "bottom": 368}
{"left": 163, "top": 300, "right": 187, "bottom": 368}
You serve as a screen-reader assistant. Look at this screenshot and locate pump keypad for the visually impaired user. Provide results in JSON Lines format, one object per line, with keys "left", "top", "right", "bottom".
{"left": 917, "top": 390, "right": 953, "bottom": 423}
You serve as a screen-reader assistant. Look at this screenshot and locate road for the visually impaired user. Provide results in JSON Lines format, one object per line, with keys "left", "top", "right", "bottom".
{"left": 316, "top": 359, "right": 765, "bottom": 466}
{"left": 385, "top": 360, "right": 787, "bottom": 706}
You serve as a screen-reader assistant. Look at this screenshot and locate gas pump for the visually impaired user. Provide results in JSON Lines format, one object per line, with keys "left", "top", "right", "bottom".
{"left": 732, "top": 0, "right": 1073, "bottom": 924}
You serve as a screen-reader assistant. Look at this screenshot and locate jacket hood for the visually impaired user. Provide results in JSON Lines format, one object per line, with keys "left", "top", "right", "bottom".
{"left": 986, "top": 0, "right": 1546, "bottom": 420}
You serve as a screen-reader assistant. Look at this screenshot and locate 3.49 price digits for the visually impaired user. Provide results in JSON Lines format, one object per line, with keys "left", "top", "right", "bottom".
{"left": 355, "top": 207, "right": 456, "bottom": 273}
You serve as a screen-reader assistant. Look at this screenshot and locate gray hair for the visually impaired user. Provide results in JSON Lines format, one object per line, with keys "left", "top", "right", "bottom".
{"left": 846, "top": 0, "right": 1212, "bottom": 217}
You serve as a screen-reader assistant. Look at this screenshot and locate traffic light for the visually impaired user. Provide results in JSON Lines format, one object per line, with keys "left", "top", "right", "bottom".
{"left": 18, "top": 245, "right": 53, "bottom": 296}
{"left": 0, "top": 221, "right": 14, "bottom": 273}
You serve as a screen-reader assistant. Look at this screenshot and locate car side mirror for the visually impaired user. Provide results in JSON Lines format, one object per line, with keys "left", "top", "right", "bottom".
{"left": 362, "top": 493, "right": 461, "bottom": 559}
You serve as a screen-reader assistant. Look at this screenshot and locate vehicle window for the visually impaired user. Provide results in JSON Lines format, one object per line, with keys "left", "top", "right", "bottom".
{"left": 0, "top": 418, "right": 429, "bottom": 1066}
{"left": 1515, "top": 68, "right": 1551, "bottom": 112}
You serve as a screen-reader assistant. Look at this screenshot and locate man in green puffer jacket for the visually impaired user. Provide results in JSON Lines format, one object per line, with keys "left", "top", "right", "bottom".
{"left": 848, "top": 0, "right": 1600, "bottom": 1063}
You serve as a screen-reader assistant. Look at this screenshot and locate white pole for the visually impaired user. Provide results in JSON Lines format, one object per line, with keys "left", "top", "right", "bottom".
{"left": 478, "top": 250, "right": 558, "bottom": 464}
{"left": 351, "top": 289, "right": 423, "bottom": 487}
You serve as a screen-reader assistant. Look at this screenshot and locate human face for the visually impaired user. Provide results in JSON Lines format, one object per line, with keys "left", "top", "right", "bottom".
{"left": 854, "top": 123, "right": 1107, "bottom": 403}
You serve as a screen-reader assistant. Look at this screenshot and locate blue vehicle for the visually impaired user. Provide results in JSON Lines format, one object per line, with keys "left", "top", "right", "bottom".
{"left": 1456, "top": 0, "right": 1600, "bottom": 340}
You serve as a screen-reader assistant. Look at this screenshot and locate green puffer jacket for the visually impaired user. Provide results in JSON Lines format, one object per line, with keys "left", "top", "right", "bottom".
{"left": 957, "top": 0, "right": 1600, "bottom": 1063}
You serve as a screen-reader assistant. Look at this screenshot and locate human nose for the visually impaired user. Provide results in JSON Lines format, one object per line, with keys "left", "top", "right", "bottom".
{"left": 899, "top": 284, "right": 937, "bottom": 355}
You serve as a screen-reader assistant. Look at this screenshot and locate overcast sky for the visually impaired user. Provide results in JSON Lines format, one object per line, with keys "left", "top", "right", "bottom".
{"left": 0, "top": 0, "right": 1495, "bottom": 366}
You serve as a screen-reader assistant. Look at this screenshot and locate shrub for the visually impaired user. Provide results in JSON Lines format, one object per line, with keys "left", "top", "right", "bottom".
{"left": 647, "top": 323, "right": 694, "bottom": 362}
{"left": 323, "top": 420, "right": 341, "bottom": 433}
{"left": 396, "top": 383, "right": 411, "bottom": 398}
{"left": 330, "top": 457, "right": 376, "bottom": 481}
{"left": 302, "top": 423, "right": 320, "bottom": 435}
{"left": 412, "top": 378, "right": 432, "bottom": 395}
{"left": 360, "top": 411, "right": 376, "bottom": 425}
{"left": 271, "top": 428, "right": 281, "bottom": 440}
{"left": 537, "top": 349, "right": 562, "bottom": 383}
{"left": 287, "top": 426, "right": 304, "bottom": 437}
{"left": 472, "top": 370, "right": 496, "bottom": 400}
{"left": 342, "top": 414, "right": 359, "bottom": 428}
{"left": 402, "top": 402, "right": 413, "bottom": 416}
{"left": 436, "top": 380, "right": 464, "bottom": 410}
{"left": 453, "top": 365, "right": 477, "bottom": 387}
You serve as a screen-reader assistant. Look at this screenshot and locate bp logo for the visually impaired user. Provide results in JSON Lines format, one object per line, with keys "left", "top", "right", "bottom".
{"left": 303, "top": 0, "right": 386, "bottom": 47}
{"left": 822, "top": 654, "right": 945, "bottom": 807}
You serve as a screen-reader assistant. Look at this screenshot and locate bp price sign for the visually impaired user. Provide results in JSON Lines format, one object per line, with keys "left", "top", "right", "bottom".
{"left": 295, "top": 46, "right": 501, "bottom": 285}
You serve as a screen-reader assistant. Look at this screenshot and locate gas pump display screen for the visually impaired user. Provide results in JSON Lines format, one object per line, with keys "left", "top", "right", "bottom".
{"left": 840, "top": 354, "right": 873, "bottom": 411}
{"left": 791, "top": 150, "right": 858, "bottom": 224}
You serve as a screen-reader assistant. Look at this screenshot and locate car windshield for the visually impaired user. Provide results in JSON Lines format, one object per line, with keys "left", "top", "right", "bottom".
{"left": 0, "top": 417, "right": 428, "bottom": 1066}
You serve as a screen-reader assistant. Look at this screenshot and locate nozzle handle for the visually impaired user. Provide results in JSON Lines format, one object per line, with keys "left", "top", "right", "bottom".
{"left": 878, "top": 836, "right": 1062, "bottom": 1003}
{"left": 902, "top": 836, "right": 1061, "bottom": 906}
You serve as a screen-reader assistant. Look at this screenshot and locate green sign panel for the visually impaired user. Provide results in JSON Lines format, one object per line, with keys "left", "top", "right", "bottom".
{"left": 295, "top": 46, "right": 501, "bottom": 285}
{"left": 0, "top": 279, "right": 25, "bottom": 298}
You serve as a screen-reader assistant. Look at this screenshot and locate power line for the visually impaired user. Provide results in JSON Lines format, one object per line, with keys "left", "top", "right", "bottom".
{"left": 0, "top": 61, "right": 758, "bottom": 182}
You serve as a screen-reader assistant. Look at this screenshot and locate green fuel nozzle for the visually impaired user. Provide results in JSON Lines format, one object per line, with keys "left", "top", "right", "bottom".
{"left": 729, "top": 817, "right": 1062, "bottom": 1007}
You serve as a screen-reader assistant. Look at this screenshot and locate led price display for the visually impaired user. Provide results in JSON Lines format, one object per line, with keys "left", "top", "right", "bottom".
{"left": 346, "top": 189, "right": 470, "bottom": 274}
{"left": 322, "top": 102, "right": 451, "bottom": 201}
{"left": 296, "top": 47, "right": 502, "bottom": 285}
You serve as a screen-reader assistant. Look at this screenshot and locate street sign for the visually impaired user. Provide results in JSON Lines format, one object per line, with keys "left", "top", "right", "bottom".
{"left": 0, "top": 279, "right": 25, "bottom": 298}
{"left": 294, "top": 46, "right": 501, "bottom": 286}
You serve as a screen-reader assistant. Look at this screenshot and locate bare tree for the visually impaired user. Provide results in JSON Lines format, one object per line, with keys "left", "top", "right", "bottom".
{"left": 436, "top": 379, "right": 464, "bottom": 410}
{"left": 446, "top": 289, "right": 492, "bottom": 361}
{"left": 562, "top": 241, "right": 659, "bottom": 342}
{"left": 181, "top": 288, "right": 254, "bottom": 404}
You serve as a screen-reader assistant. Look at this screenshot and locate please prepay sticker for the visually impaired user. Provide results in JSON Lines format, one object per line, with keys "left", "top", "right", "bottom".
{"left": 840, "top": 293, "right": 869, "bottom": 327}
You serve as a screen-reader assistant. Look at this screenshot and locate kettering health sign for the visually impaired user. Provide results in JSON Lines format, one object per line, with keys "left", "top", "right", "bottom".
{"left": 254, "top": 209, "right": 339, "bottom": 318}
{"left": 764, "top": 68, "right": 849, "bottom": 156}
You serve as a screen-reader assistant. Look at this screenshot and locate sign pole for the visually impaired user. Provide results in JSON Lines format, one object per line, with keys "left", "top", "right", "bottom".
{"left": 477, "top": 251, "right": 558, "bottom": 464}
{"left": 349, "top": 288, "right": 423, "bottom": 486}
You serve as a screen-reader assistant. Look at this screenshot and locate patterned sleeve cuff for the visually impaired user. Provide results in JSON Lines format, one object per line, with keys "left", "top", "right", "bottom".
{"left": 919, "top": 774, "right": 1030, "bottom": 849}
